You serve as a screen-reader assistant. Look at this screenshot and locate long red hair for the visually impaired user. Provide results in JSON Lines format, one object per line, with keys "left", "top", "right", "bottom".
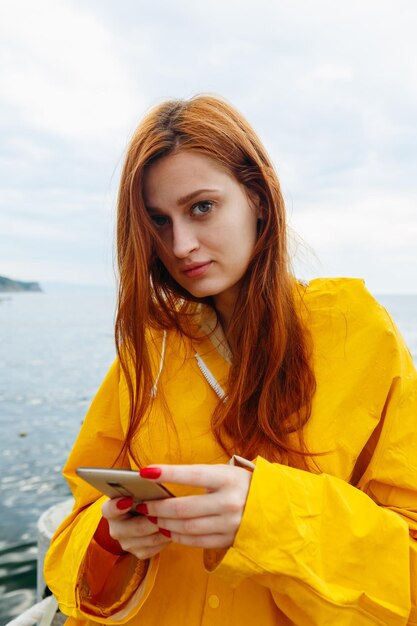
{"left": 116, "top": 95, "right": 316, "bottom": 468}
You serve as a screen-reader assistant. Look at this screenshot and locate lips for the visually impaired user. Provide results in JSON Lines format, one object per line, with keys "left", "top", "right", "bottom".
{"left": 181, "top": 261, "right": 212, "bottom": 278}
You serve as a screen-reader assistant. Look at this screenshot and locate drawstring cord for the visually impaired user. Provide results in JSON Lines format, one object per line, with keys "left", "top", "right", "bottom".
{"left": 194, "top": 353, "right": 227, "bottom": 401}
{"left": 150, "top": 330, "right": 226, "bottom": 402}
{"left": 151, "top": 330, "right": 167, "bottom": 398}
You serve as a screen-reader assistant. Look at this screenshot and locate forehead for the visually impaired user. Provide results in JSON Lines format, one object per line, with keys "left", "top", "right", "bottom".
{"left": 143, "top": 151, "right": 234, "bottom": 206}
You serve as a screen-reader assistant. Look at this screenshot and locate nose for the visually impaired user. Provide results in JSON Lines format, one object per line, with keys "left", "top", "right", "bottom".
{"left": 171, "top": 219, "right": 199, "bottom": 258}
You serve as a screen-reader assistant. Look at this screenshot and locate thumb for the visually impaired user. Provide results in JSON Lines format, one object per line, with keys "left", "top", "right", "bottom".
{"left": 102, "top": 496, "right": 133, "bottom": 520}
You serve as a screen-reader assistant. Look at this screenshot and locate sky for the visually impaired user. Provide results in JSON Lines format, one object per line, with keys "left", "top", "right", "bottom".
{"left": 1, "top": 0, "right": 416, "bottom": 293}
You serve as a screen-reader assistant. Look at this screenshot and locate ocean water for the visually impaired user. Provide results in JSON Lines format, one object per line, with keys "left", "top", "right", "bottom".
{"left": 0, "top": 289, "right": 116, "bottom": 624}
{"left": 0, "top": 288, "right": 416, "bottom": 624}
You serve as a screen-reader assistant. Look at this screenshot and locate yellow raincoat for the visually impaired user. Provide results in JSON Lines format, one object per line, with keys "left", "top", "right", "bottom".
{"left": 44, "top": 278, "right": 417, "bottom": 625}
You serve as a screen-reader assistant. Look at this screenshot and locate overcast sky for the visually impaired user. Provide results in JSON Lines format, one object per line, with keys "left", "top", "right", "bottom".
{"left": 1, "top": 0, "right": 416, "bottom": 293}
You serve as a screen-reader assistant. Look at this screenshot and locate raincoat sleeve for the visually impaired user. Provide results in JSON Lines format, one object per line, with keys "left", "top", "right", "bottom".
{"left": 44, "top": 358, "right": 160, "bottom": 623}
{"left": 205, "top": 315, "right": 417, "bottom": 625}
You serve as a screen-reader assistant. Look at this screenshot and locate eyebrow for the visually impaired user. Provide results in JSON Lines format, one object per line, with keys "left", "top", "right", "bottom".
{"left": 146, "top": 188, "right": 221, "bottom": 212}
{"left": 177, "top": 188, "right": 220, "bottom": 206}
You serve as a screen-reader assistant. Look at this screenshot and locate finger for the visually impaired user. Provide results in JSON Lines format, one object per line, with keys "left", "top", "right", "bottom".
{"left": 171, "top": 532, "right": 234, "bottom": 549}
{"left": 142, "top": 492, "right": 224, "bottom": 519}
{"left": 109, "top": 514, "right": 160, "bottom": 542}
{"left": 133, "top": 544, "right": 168, "bottom": 560}
{"left": 141, "top": 464, "right": 235, "bottom": 490}
{"left": 102, "top": 496, "right": 134, "bottom": 520}
{"left": 122, "top": 534, "right": 171, "bottom": 560}
{"left": 155, "top": 514, "right": 229, "bottom": 536}
{"left": 122, "top": 531, "right": 171, "bottom": 553}
{"left": 128, "top": 540, "right": 171, "bottom": 560}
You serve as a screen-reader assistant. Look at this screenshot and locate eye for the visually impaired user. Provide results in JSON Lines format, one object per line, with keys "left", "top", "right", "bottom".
{"left": 191, "top": 201, "right": 213, "bottom": 216}
{"left": 150, "top": 214, "right": 170, "bottom": 228}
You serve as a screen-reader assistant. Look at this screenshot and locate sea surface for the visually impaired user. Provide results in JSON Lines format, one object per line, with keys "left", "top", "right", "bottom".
{"left": 0, "top": 289, "right": 116, "bottom": 624}
{"left": 0, "top": 289, "right": 416, "bottom": 624}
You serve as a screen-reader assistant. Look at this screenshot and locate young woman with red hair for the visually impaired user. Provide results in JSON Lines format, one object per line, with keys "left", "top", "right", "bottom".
{"left": 45, "top": 96, "right": 417, "bottom": 625}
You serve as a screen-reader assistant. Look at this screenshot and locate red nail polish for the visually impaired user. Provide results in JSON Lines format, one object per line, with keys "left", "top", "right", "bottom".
{"left": 116, "top": 496, "right": 133, "bottom": 510}
{"left": 140, "top": 467, "right": 162, "bottom": 479}
{"left": 148, "top": 516, "right": 158, "bottom": 524}
{"left": 159, "top": 528, "right": 171, "bottom": 538}
{"left": 135, "top": 503, "right": 148, "bottom": 515}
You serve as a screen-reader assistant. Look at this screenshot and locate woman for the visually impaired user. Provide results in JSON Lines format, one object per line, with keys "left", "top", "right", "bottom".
{"left": 44, "top": 95, "right": 417, "bottom": 625}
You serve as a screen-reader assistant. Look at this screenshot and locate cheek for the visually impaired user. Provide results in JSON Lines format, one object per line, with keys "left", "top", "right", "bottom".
{"left": 214, "top": 210, "right": 258, "bottom": 241}
{"left": 221, "top": 220, "right": 258, "bottom": 267}
{"left": 238, "top": 215, "right": 259, "bottom": 249}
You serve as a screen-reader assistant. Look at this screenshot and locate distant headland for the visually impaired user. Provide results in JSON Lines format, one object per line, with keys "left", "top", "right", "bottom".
{"left": 0, "top": 275, "right": 42, "bottom": 292}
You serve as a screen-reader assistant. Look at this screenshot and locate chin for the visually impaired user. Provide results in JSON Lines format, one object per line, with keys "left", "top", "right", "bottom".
{"left": 179, "top": 282, "right": 220, "bottom": 300}
{"left": 184, "top": 287, "right": 214, "bottom": 299}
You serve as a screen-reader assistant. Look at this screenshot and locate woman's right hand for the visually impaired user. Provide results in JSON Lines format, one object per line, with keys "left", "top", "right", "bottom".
{"left": 101, "top": 496, "right": 172, "bottom": 559}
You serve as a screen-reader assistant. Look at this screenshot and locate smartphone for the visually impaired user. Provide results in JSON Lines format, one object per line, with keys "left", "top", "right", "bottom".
{"left": 76, "top": 467, "right": 174, "bottom": 512}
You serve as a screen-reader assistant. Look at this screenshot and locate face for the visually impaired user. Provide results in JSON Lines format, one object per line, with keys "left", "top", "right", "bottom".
{"left": 143, "top": 150, "right": 260, "bottom": 320}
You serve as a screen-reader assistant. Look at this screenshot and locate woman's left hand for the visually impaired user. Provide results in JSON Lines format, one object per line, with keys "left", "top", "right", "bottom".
{"left": 136, "top": 464, "right": 253, "bottom": 549}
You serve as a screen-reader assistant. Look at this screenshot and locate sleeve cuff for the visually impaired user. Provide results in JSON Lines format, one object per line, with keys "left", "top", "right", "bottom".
{"left": 53, "top": 497, "right": 160, "bottom": 623}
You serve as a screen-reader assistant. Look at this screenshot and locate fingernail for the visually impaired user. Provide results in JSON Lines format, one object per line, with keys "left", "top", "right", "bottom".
{"left": 135, "top": 503, "right": 148, "bottom": 515}
{"left": 159, "top": 528, "right": 171, "bottom": 538}
{"left": 116, "top": 496, "right": 133, "bottom": 510}
{"left": 148, "top": 516, "right": 157, "bottom": 524}
{"left": 140, "top": 467, "right": 162, "bottom": 479}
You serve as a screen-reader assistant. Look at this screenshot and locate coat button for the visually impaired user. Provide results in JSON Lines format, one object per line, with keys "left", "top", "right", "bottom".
{"left": 208, "top": 594, "right": 220, "bottom": 609}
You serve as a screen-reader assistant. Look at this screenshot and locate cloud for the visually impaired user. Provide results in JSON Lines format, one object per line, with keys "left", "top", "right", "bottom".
{"left": 0, "top": 0, "right": 142, "bottom": 152}
{"left": 1, "top": 0, "right": 417, "bottom": 290}
{"left": 289, "top": 191, "right": 417, "bottom": 293}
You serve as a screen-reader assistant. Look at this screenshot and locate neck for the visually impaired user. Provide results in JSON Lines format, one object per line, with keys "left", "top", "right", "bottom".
{"left": 212, "top": 288, "right": 239, "bottom": 335}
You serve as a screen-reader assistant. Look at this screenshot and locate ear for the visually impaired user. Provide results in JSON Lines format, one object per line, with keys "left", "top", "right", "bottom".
{"left": 255, "top": 198, "right": 265, "bottom": 221}
{"left": 247, "top": 189, "right": 263, "bottom": 219}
